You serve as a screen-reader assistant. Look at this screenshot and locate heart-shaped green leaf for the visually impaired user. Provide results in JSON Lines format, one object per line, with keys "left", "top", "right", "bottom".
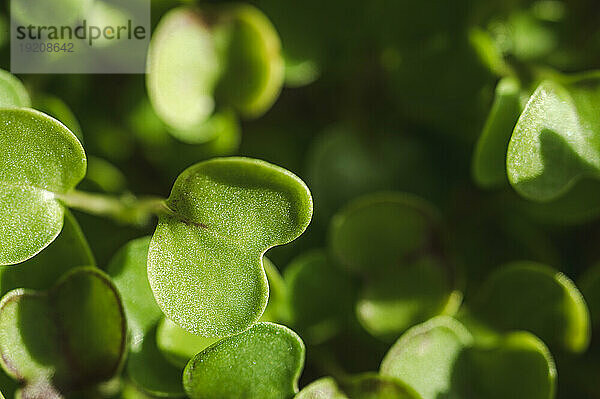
{"left": 0, "top": 108, "right": 87, "bottom": 265}
{"left": 473, "top": 77, "right": 523, "bottom": 188}
{"left": 0, "top": 69, "right": 31, "bottom": 108}
{"left": 0, "top": 210, "right": 95, "bottom": 297}
{"left": 156, "top": 257, "right": 288, "bottom": 369}
{"left": 0, "top": 267, "right": 126, "bottom": 395}
{"left": 470, "top": 261, "right": 590, "bottom": 353}
{"left": 380, "top": 316, "right": 556, "bottom": 399}
{"left": 296, "top": 374, "right": 422, "bottom": 399}
{"left": 148, "top": 157, "right": 312, "bottom": 337}
{"left": 107, "top": 237, "right": 184, "bottom": 397}
{"left": 329, "top": 193, "right": 458, "bottom": 338}
{"left": 183, "top": 322, "right": 305, "bottom": 399}
{"left": 147, "top": 7, "right": 221, "bottom": 138}
{"left": 285, "top": 250, "right": 356, "bottom": 343}
{"left": 380, "top": 316, "right": 473, "bottom": 399}
{"left": 507, "top": 75, "right": 600, "bottom": 201}
{"left": 214, "top": 4, "right": 284, "bottom": 117}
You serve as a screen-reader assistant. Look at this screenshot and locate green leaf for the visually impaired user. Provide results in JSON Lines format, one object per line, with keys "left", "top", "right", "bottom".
{"left": 341, "top": 374, "right": 421, "bottom": 399}
{"left": 380, "top": 316, "right": 473, "bottom": 399}
{"left": 295, "top": 377, "right": 347, "bottom": 399}
{"left": 0, "top": 108, "right": 87, "bottom": 265}
{"left": 214, "top": 4, "right": 285, "bottom": 117}
{"left": 579, "top": 262, "right": 600, "bottom": 329}
{"left": 156, "top": 317, "right": 220, "bottom": 369}
{"left": 470, "top": 261, "right": 590, "bottom": 353}
{"left": 147, "top": 7, "right": 221, "bottom": 137}
{"left": 330, "top": 193, "right": 440, "bottom": 275}
{"left": 107, "top": 237, "right": 184, "bottom": 397}
{"left": 0, "top": 210, "right": 95, "bottom": 297}
{"left": 285, "top": 250, "right": 356, "bottom": 343}
{"left": 0, "top": 69, "right": 31, "bottom": 108}
{"left": 155, "top": 257, "right": 287, "bottom": 369}
{"left": 329, "top": 193, "right": 458, "bottom": 338}
{"left": 507, "top": 75, "right": 600, "bottom": 201}
{"left": 260, "top": 257, "right": 289, "bottom": 323}
{"left": 295, "top": 374, "right": 422, "bottom": 399}
{"left": 380, "top": 317, "right": 556, "bottom": 399}
{"left": 357, "top": 256, "right": 461, "bottom": 339}
{"left": 148, "top": 157, "right": 312, "bottom": 337}
{"left": 0, "top": 267, "right": 126, "bottom": 394}
{"left": 107, "top": 237, "right": 162, "bottom": 345}
{"left": 473, "top": 77, "right": 523, "bottom": 188}
{"left": 33, "top": 94, "right": 83, "bottom": 141}
{"left": 183, "top": 322, "right": 305, "bottom": 399}
{"left": 458, "top": 332, "right": 556, "bottom": 399}
{"left": 126, "top": 322, "right": 186, "bottom": 398}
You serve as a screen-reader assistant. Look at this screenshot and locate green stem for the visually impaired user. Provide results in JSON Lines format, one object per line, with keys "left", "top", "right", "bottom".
{"left": 58, "top": 190, "right": 171, "bottom": 227}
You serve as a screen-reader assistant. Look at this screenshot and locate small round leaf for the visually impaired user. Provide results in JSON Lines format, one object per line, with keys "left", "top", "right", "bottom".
{"left": 183, "top": 322, "right": 305, "bottom": 399}
{"left": 0, "top": 267, "right": 126, "bottom": 394}
{"left": 470, "top": 261, "right": 591, "bottom": 353}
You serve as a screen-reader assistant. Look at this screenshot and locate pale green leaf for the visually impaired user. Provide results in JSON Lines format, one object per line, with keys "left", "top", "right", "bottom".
{"left": 214, "top": 4, "right": 285, "bottom": 117}
{"left": 147, "top": 7, "right": 220, "bottom": 136}
{"left": 0, "top": 69, "right": 31, "bottom": 108}
{"left": 473, "top": 77, "right": 523, "bottom": 188}
{"left": 507, "top": 75, "right": 600, "bottom": 201}
{"left": 148, "top": 157, "right": 312, "bottom": 337}
{"left": 0, "top": 108, "right": 86, "bottom": 265}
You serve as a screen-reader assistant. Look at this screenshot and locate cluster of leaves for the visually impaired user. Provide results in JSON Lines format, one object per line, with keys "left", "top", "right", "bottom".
{"left": 1, "top": 0, "right": 600, "bottom": 398}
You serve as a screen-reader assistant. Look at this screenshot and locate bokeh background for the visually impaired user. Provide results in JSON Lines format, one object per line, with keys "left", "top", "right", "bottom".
{"left": 2, "top": 0, "right": 600, "bottom": 397}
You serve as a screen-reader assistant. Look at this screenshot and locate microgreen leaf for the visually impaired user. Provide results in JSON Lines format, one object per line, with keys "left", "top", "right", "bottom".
{"left": 329, "top": 193, "right": 458, "bottom": 338}
{"left": 0, "top": 108, "right": 86, "bottom": 265}
{"left": 469, "top": 261, "right": 590, "bottom": 353}
{"left": 156, "top": 257, "right": 288, "bottom": 369}
{"left": 147, "top": 7, "right": 220, "bottom": 137}
{"left": 156, "top": 317, "right": 220, "bottom": 369}
{"left": 214, "top": 4, "right": 285, "bottom": 117}
{"left": 33, "top": 94, "right": 83, "bottom": 141}
{"left": 0, "top": 267, "right": 126, "bottom": 395}
{"left": 579, "top": 262, "right": 600, "bottom": 330}
{"left": 296, "top": 374, "right": 422, "bottom": 399}
{"left": 126, "top": 323, "right": 186, "bottom": 398}
{"left": 183, "top": 322, "right": 305, "bottom": 399}
{"left": 148, "top": 157, "right": 312, "bottom": 337}
{"left": 0, "top": 69, "right": 31, "bottom": 108}
{"left": 380, "top": 316, "right": 473, "bottom": 399}
{"left": 285, "top": 250, "right": 356, "bottom": 343}
{"left": 380, "top": 316, "right": 556, "bottom": 399}
{"left": 295, "top": 377, "right": 346, "bottom": 399}
{"left": 108, "top": 237, "right": 162, "bottom": 344}
{"left": 473, "top": 77, "right": 523, "bottom": 188}
{"left": 507, "top": 75, "right": 600, "bottom": 201}
{"left": 0, "top": 210, "right": 95, "bottom": 297}
{"left": 107, "top": 237, "right": 184, "bottom": 397}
